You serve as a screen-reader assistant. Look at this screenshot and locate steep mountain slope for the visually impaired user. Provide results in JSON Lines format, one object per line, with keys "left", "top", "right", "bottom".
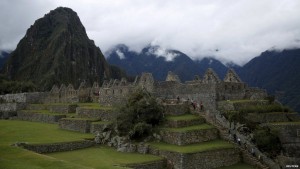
{"left": 106, "top": 44, "right": 228, "bottom": 81}
{"left": 239, "top": 49, "right": 300, "bottom": 111}
{"left": 1, "top": 7, "right": 125, "bottom": 90}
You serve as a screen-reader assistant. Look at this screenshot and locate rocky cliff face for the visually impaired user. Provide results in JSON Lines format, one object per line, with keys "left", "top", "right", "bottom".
{"left": 2, "top": 7, "right": 125, "bottom": 90}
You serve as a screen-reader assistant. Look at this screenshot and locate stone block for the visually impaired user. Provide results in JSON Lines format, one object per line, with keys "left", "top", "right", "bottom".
{"left": 161, "top": 128, "right": 219, "bottom": 145}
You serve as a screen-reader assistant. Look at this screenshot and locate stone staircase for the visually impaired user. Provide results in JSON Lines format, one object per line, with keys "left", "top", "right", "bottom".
{"left": 198, "top": 111, "right": 270, "bottom": 169}
{"left": 147, "top": 103, "right": 242, "bottom": 169}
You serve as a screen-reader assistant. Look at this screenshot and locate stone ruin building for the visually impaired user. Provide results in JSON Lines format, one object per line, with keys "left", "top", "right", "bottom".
{"left": 46, "top": 68, "right": 267, "bottom": 112}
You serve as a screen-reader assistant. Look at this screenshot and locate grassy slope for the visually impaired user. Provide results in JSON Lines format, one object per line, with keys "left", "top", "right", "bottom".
{"left": 0, "top": 120, "right": 161, "bottom": 169}
{"left": 162, "top": 123, "right": 215, "bottom": 132}
{"left": 48, "top": 146, "right": 162, "bottom": 169}
{"left": 149, "top": 140, "right": 234, "bottom": 153}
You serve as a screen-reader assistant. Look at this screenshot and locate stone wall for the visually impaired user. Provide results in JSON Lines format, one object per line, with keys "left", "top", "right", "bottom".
{"left": 164, "top": 104, "right": 189, "bottom": 116}
{"left": 0, "top": 103, "right": 26, "bottom": 119}
{"left": 150, "top": 147, "right": 240, "bottom": 169}
{"left": 0, "top": 92, "right": 45, "bottom": 103}
{"left": 161, "top": 128, "right": 219, "bottom": 145}
{"left": 20, "top": 140, "right": 95, "bottom": 153}
{"left": 59, "top": 118, "right": 92, "bottom": 133}
{"left": 268, "top": 123, "right": 300, "bottom": 158}
{"left": 90, "top": 122, "right": 112, "bottom": 134}
{"left": 164, "top": 118, "right": 205, "bottom": 128}
{"left": 76, "top": 107, "right": 118, "bottom": 121}
{"left": 16, "top": 111, "right": 66, "bottom": 123}
{"left": 49, "top": 104, "right": 78, "bottom": 114}
{"left": 125, "top": 159, "right": 166, "bottom": 169}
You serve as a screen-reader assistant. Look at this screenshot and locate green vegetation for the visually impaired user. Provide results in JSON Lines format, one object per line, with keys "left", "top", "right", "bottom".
{"left": 217, "top": 162, "right": 256, "bottom": 169}
{"left": 0, "top": 75, "right": 36, "bottom": 95}
{"left": 149, "top": 140, "right": 234, "bottom": 153}
{"left": 116, "top": 89, "right": 165, "bottom": 140}
{"left": 162, "top": 124, "right": 214, "bottom": 132}
{"left": 48, "top": 146, "right": 163, "bottom": 169}
{"left": 166, "top": 114, "right": 201, "bottom": 121}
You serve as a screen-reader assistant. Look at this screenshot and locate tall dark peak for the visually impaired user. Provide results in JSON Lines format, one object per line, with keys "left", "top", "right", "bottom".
{"left": 2, "top": 7, "right": 124, "bottom": 90}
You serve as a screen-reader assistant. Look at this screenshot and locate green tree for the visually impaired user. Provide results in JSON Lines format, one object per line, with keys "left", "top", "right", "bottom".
{"left": 116, "top": 88, "right": 165, "bottom": 140}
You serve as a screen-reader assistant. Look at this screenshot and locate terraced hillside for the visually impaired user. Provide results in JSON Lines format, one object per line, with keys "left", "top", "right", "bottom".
{"left": 217, "top": 100, "right": 300, "bottom": 168}
{"left": 145, "top": 101, "right": 257, "bottom": 169}
{"left": 1, "top": 101, "right": 264, "bottom": 169}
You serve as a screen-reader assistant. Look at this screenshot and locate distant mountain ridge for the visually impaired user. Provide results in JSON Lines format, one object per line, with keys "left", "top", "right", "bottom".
{"left": 239, "top": 48, "right": 300, "bottom": 112}
{"left": 1, "top": 7, "right": 125, "bottom": 90}
{"left": 0, "top": 50, "right": 10, "bottom": 69}
{"left": 107, "top": 44, "right": 300, "bottom": 112}
{"left": 106, "top": 44, "right": 229, "bottom": 81}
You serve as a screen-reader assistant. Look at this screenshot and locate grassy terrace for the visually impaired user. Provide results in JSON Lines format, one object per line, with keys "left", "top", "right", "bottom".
{"left": 0, "top": 120, "right": 163, "bottom": 169}
{"left": 149, "top": 140, "right": 234, "bottom": 153}
{"left": 166, "top": 114, "right": 201, "bottom": 121}
{"left": 48, "top": 146, "right": 163, "bottom": 169}
{"left": 221, "top": 99, "right": 268, "bottom": 104}
{"left": 92, "top": 121, "right": 112, "bottom": 125}
{"left": 77, "top": 103, "right": 113, "bottom": 110}
{"left": 0, "top": 120, "right": 93, "bottom": 145}
{"left": 162, "top": 123, "right": 215, "bottom": 132}
{"left": 29, "top": 103, "right": 114, "bottom": 110}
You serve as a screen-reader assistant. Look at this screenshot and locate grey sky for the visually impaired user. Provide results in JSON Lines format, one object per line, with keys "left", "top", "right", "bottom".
{"left": 0, "top": 0, "right": 299, "bottom": 65}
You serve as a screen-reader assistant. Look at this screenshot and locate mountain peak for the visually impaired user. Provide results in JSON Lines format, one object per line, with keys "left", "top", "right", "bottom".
{"left": 1, "top": 7, "right": 124, "bottom": 90}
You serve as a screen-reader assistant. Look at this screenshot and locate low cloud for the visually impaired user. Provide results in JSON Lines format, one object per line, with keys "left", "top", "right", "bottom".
{"left": 115, "top": 49, "right": 125, "bottom": 59}
{"left": 146, "top": 46, "right": 179, "bottom": 62}
{"left": 1, "top": 0, "right": 300, "bottom": 65}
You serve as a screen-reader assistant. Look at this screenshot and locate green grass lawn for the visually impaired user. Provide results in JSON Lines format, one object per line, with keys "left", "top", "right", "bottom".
{"left": 166, "top": 114, "right": 201, "bottom": 121}
{"left": 0, "top": 120, "right": 93, "bottom": 145}
{"left": 0, "top": 120, "right": 94, "bottom": 169}
{"left": 149, "top": 139, "right": 234, "bottom": 153}
{"left": 162, "top": 123, "right": 215, "bottom": 132}
{"left": 0, "top": 120, "right": 162, "bottom": 169}
{"left": 216, "top": 162, "right": 256, "bottom": 169}
{"left": 48, "top": 146, "right": 163, "bottom": 169}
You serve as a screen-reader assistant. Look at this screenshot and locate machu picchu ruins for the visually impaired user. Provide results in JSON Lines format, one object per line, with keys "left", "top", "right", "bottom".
{"left": 1, "top": 68, "right": 299, "bottom": 169}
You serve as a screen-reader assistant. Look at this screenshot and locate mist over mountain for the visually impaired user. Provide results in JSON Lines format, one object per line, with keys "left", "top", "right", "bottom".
{"left": 106, "top": 44, "right": 228, "bottom": 81}
{"left": 1, "top": 7, "right": 125, "bottom": 90}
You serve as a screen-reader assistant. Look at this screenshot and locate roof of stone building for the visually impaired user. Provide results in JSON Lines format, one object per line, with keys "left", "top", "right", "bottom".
{"left": 202, "top": 68, "right": 221, "bottom": 84}
{"left": 166, "top": 71, "right": 181, "bottom": 82}
{"left": 224, "top": 68, "right": 242, "bottom": 83}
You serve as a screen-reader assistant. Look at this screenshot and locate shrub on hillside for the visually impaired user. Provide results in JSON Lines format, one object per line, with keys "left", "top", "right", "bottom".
{"left": 116, "top": 88, "right": 165, "bottom": 140}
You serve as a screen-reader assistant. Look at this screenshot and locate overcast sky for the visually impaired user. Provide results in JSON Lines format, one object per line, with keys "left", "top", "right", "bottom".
{"left": 0, "top": 0, "right": 300, "bottom": 65}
